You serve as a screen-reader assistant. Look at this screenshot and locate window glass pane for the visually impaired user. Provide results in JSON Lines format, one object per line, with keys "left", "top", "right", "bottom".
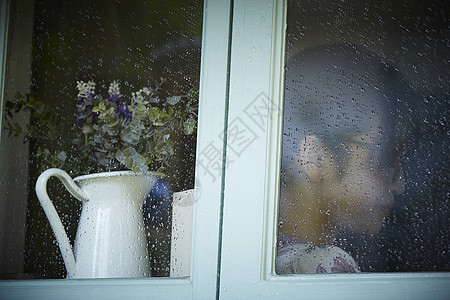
{"left": 277, "top": 0, "right": 448, "bottom": 274}
{"left": 1, "top": 0, "right": 202, "bottom": 279}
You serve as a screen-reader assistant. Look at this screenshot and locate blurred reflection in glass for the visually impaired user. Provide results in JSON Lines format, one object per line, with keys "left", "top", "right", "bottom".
{"left": 277, "top": 0, "right": 449, "bottom": 274}
{"left": 277, "top": 43, "right": 412, "bottom": 274}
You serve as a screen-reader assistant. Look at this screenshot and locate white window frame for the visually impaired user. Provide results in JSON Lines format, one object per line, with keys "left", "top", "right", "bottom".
{"left": 1, "top": 0, "right": 449, "bottom": 299}
{"left": 0, "top": 0, "right": 231, "bottom": 298}
{"left": 218, "top": 0, "right": 450, "bottom": 299}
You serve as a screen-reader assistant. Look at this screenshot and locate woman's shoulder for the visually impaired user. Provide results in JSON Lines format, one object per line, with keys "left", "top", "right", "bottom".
{"left": 276, "top": 238, "right": 360, "bottom": 274}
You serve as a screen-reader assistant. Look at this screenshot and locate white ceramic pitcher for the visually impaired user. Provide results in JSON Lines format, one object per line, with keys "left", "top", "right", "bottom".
{"left": 35, "top": 168, "right": 161, "bottom": 278}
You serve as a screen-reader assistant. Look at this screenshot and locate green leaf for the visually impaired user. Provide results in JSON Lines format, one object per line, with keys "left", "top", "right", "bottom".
{"left": 14, "top": 123, "right": 22, "bottom": 136}
{"left": 92, "top": 102, "right": 106, "bottom": 112}
{"left": 183, "top": 116, "right": 196, "bottom": 135}
{"left": 57, "top": 151, "right": 67, "bottom": 162}
{"left": 153, "top": 121, "right": 164, "bottom": 126}
{"left": 166, "top": 95, "right": 181, "bottom": 105}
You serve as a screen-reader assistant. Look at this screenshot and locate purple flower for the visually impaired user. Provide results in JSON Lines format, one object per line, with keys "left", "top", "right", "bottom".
{"left": 75, "top": 101, "right": 97, "bottom": 126}
{"left": 118, "top": 104, "right": 132, "bottom": 121}
{"left": 108, "top": 94, "right": 121, "bottom": 104}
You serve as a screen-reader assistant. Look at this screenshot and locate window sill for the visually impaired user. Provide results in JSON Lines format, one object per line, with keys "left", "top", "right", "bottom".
{"left": 261, "top": 272, "right": 450, "bottom": 299}
{"left": 0, "top": 276, "right": 192, "bottom": 300}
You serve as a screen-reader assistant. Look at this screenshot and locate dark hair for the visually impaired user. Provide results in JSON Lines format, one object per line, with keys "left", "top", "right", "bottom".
{"left": 282, "top": 43, "right": 412, "bottom": 176}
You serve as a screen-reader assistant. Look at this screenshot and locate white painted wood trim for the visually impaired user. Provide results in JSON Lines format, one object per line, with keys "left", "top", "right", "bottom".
{"left": 0, "top": 0, "right": 232, "bottom": 299}
{"left": 218, "top": 0, "right": 450, "bottom": 299}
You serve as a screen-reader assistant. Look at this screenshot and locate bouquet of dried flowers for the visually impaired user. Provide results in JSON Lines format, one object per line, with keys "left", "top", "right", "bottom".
{"left": 4, "top": 79, "right": 197, "bottom": 175}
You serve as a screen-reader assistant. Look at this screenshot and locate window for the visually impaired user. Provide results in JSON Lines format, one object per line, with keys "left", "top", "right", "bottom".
{"left": 1, "top": 0, "right": 203, "bottom": 279}
{"left": 1, "top": 0, "right": 449, "bottom": 299}
{"left": 218, "top": 0, "right": 449, "bottom": 298}
{"left": 1, "top": 0, "right": 232, "bottom": 298}
{"left": 277, "top": 0, "right": 449, "bottom": 274}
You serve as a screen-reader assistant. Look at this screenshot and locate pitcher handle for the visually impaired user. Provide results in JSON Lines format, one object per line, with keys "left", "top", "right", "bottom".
{"left": 35, "top": 168, "right": 89, "bottom": 278}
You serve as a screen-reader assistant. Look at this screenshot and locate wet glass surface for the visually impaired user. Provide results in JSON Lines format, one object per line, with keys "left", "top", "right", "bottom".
{"left": 277, "top": 0, "right": 449, "bottom": 274}
{"left": 1, "top": 0, "right": 202, "bottom": 279}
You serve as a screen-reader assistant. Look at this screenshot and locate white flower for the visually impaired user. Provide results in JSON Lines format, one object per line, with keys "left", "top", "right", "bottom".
{"left": 131, "top": 88, "right": 146, "bottom": 104}
{"left": 149, "top": 96, "right": 160, "bottom": 103}
{"left": 142, "top": 87, "right": 151, "bottom": 96}
{"left": 77, "top": 80, "right": 96, "bottom": 98}
{"left": 108, "top": 80, "right": 121, "bottom": 96}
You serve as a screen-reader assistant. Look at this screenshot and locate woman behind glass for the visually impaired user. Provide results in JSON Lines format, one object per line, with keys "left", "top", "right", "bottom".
{"left": 277, "top": 43, "right": 412, "bottom": 274}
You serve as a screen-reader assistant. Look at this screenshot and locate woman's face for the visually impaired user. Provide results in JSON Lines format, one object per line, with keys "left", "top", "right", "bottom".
{"left": 328, "top": 137, "right": 405, "bottom": 234}
{"left": 282, "top": 45, "right": 410, "bottom": 237}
